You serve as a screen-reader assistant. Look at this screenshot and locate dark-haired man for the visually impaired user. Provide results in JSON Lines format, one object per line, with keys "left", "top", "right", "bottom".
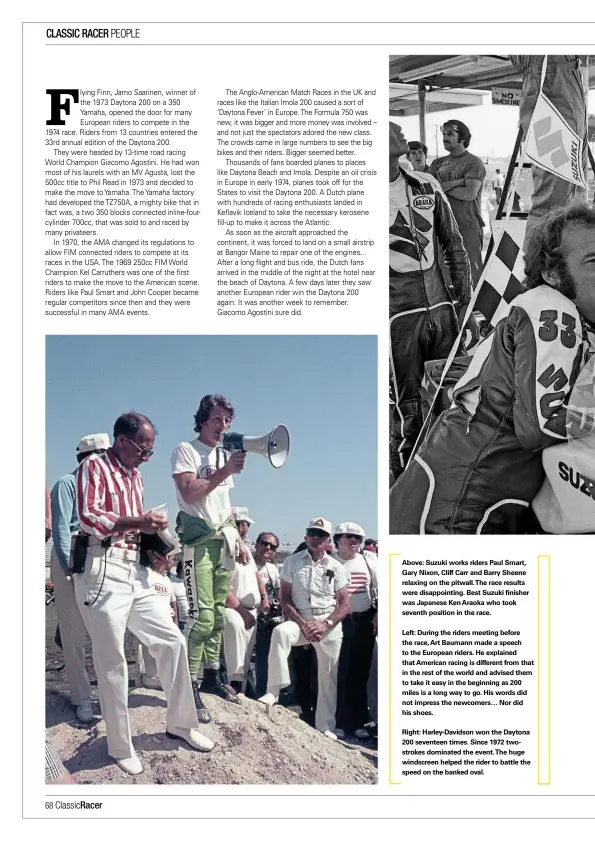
{"left": 389, "top": 121, "right": 472, "bottom": 481}
{"left": 406, "top": 140, "right": 430, "bottom": 173}
{"left": 171, "top": 394, "right": 244, "bottom": 721}
{"left": 75, "top": 413, "right": 213, "bottom": 775}
{"left": 50, "top": 433, "right": 110, "bottom": 724}
{"left": 430, "top": 119, "right": 486, "bottom": 285}
{"left": 252, "top": 531, "right": 281, "bottom": 697}
{"left": 391, "top": 203, "right": 595, "bottom": 535}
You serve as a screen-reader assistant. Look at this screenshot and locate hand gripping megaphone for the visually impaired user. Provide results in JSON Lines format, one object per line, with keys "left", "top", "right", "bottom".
{"left": 222, "top": 424, "right": 290, "bottom": 468}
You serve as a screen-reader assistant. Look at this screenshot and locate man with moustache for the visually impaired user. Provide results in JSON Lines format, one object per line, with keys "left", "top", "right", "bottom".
{"left": 75, "top": 412, "right": 213, "bottom": 776}
{"left": 391, "top": 203, "right": 595, "bottom": 535}
{"left": 258, "top": 517, "right": 350, "bottom": 740}
{"left": 389, "top": 121, "right": 472, "bottom": 481}
{"left": 171, "top": 394, "right": 245, "bottom": 722}
{"left": 429, "top": 119, "right": 486, "bottom": 286}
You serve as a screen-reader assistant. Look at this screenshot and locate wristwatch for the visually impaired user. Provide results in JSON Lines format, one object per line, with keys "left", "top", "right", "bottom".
{"left": 324, "top": 618, "right": 333, "bottom": 631}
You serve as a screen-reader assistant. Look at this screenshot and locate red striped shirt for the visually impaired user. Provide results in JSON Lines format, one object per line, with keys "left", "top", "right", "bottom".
{"left": 76, "top": 448, "right": 144, "bottom": 539}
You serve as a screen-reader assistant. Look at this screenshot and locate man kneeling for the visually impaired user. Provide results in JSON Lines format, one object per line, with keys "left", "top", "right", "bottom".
{"left": 258, "top": 518, "right": 350, "bottom": 740}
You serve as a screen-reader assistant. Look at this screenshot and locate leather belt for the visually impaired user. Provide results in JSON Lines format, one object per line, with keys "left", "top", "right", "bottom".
{"left": 299, "top": 607, "right": 333, "bottom": 616}
{"left": 87, "top": 533, "right": 140, "bottom": 548}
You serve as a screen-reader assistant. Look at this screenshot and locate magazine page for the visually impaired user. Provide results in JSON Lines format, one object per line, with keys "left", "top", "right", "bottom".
{"left": 18, "top": 8, "right": 595, "bottom": 829}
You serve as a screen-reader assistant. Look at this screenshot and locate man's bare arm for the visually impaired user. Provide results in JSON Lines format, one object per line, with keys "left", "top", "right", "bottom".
{"left": 279, "top": 579, "right": 306, "bottom": 630}
{"left": 443, "top": 178, "right": 482, "bottom": 201}
{"left": 326, "top": 585, "right": 351, "bottom": 625}
{"left": 173, "top": 451, "right": 244, "bottom": 505}
{"left": 305, "top": 586, "right": 351, "bottom": 641}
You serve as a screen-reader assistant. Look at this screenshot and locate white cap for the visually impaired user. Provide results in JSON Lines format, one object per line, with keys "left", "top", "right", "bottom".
{"left": 232, "top": 506, "right": 254, "bottom": 525}
{"left": 334, "top": 522, "right": 366, "bottom": 539}
{"left": 306, "top": 517, "right": 332, "bottom": 536}
{"left": 77, "top": 433, "right": 111, "bottom": 453}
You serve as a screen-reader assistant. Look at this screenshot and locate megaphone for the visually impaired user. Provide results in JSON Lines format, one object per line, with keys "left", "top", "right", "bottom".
{"left": 222, "top": 424, "right": 290, "bottom": 468}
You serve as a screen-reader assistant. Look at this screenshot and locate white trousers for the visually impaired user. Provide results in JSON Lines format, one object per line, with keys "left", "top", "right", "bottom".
{"left": 138, "top": 644, "right": 159, "bottom": 680}
{"left": 74, "top": 547, "right": 199, "bottom": 759}
{"left": 223, "top": 608, "right": 257, "bottom": 682}
{"left": 50, "top": 548, "right": 91, "bottom": 706}
{"left": 267, "top": 617, "right": 343, "bottom": 733}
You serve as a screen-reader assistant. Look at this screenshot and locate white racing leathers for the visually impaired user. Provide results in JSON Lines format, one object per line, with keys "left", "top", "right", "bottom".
{"left": 533, "top": 356, "right": 595, "bottom": 532}
{"left": 390, "top": 285, "right": 593, "bottom": 534}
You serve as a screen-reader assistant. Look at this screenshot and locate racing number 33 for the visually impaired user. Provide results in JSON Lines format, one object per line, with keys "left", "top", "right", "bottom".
{"left": 538, "top": 309, "right": 577, "bottom": 348}
{"left": 536, "top": 308, "right": 578, "bottom": 433}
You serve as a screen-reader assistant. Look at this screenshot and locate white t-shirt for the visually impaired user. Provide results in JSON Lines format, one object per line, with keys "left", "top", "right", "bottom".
{"left": 337, "top": 551, "right": 378, "bottom": 613}
{"left": 281, "top": 549, "right": 348, "bottom": 611}
{"left": 171, "top": 438, "right": 234, "bottom": 528}
{"left": 230, "top": 556, "right": 261, "bottom": 610}
{"left": 256, "top": 561, "right": 280, "bottom": 591}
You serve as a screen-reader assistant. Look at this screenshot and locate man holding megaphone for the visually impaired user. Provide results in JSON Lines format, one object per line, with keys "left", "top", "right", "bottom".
{"left": 171, "top": 394, "right": 244, "bottom": 721}
{"left": 171, "top": 394, "right": 291, "bottom": 721}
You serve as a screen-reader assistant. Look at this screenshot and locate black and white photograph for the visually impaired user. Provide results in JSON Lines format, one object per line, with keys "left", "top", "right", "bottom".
{"left": 388, "top": 55, "right": 595, "bottom": 535}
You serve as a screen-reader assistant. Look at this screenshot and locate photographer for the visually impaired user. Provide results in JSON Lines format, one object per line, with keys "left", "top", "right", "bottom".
{"left": 252, "top": 531, "right": 282, "bottom": 697}
{"left": 75, "top": 412, "right": 213, "bottom": 776}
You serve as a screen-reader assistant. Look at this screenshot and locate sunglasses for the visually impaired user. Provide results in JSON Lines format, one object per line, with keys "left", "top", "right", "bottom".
{"left": 343, "top": 534, "right": 363, "bottom": 541}
{"left": 306, "top": 529, "right": 329, "bottom": 539}
{"left": 126, "top": 437, "right": 154, "bottom": 458}
{"left": 258, "top": 540, "right": 278, "bottom": 550}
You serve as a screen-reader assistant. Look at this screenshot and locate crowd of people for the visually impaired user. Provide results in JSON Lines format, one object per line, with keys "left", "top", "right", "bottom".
{"left": 389, "top": 114, "right": 595, "bottom": 535}
{"left": 45, "top": 394, "right": 378, "bottom": 779}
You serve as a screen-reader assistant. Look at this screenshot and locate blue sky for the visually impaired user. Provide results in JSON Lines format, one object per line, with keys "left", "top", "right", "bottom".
{"left": 46, "top": 335, "right": 377, "bottom": 545}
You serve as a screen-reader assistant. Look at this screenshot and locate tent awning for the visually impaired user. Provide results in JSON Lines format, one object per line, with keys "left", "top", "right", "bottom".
{"left": 389, "top": 55, "right": 595, "bottom": 117}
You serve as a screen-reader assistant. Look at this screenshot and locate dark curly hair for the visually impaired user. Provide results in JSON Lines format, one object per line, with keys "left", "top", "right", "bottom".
{"left": 443, "top": 119, "right": 471, "bottom": 149}
{"left": 193, "top": 394, "right": 235, "bottom": 432}
{"left": 524, "top": 203, "right": 595, "bottom": 290}
{"left": 255, "top": 531, "right": 280, "bottom": 550}
{"left": 113, "top": 412, "right": 156, "bottom": 440}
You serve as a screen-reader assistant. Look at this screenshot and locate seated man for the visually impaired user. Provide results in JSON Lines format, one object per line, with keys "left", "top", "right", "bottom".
{"left": 252, "top": 531, "right": 282, "bottom": 698}
{"left": 391, "top": 203, "right": 595, "bottom": 534}
{"left": 258, "top": 518, "right": 350, "bottom": 740}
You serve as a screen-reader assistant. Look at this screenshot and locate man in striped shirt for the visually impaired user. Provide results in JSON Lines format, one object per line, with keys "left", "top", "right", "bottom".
{"left": 75, "top": 412, "right": 214, "bottom": 776}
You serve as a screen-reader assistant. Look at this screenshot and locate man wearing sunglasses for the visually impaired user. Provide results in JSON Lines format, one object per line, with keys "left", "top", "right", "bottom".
{"left": 258, "top": 517, "right": 350, "bottom": 740}
{"left": 429, "top": 119, "right": 486, "bottom": 286}
{"left": 49, "top": 432, "right": 110, "bottom": 725}
{"left": 252, "top": 531, "right": 281, "bottom": 697}
{"left": 75, "top": 412, "right": 214, "bottom": 775}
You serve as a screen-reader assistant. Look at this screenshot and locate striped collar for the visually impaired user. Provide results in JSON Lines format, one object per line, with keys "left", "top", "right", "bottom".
{"left": 104, "top": 447, "right": 137, "bottom": 478}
